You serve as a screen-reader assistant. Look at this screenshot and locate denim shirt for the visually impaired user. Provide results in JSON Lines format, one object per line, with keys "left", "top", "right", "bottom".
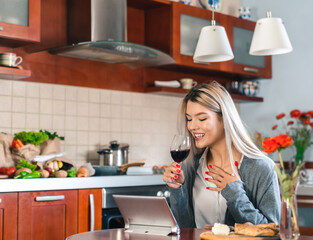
{"left": 168, "top": 155, "right": 281, "bottom": 228}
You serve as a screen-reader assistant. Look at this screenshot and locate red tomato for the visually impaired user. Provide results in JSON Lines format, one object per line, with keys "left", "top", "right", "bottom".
{"left": 0, "top": 167, "right": 8, "bottom": 175}
{"left": 6, "top": 167, "right": 16, "bottom": 178}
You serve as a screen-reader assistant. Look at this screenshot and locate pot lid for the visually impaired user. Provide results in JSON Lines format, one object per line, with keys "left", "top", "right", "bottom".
{"left": 97, "top": 140, "right": 129, "bottom": 154}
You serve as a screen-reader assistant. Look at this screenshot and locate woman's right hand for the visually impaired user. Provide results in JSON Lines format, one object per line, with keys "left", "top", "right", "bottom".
{"left": 163, "top": 162, "right": 185, "bottom": 188}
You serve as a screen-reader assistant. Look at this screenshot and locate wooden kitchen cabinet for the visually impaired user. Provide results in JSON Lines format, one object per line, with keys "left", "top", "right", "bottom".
{"left": 0, "top": 0, "right": 40, "bottom": 47}
{"left": 78, "top": 189, "right": 102, "bottom": 233}
{"left": 0, "top": 193, "right": 18, "bottom": 240}
{"left": 226, "top": 16, "right": 272, "bottom": 78}
{"left": 297, "top": 195, "right": 313, "bottom": 236}
{"left": 18, "top": 190, "right": 78, "bottom": 240}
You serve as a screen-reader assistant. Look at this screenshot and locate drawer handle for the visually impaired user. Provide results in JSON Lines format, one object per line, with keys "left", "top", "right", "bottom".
{"left": 243, "top": 67, "right": 258, "bottom": 73}
{"left": 297, "top": 199, "right": 313, "bottom": 204}
{"left": 0, "top": 26, "right": 3, "bottom": 31}
{"left": 89, "top": 194, "right": 95, "bottom": 231}
{"left": 35, "top": 195, "right": 65, "bottom": 202}
{"left": 0, "top": 198, "right": 2, "bottom": 203}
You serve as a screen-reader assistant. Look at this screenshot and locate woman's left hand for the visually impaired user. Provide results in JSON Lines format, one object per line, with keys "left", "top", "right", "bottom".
{"left": 206, "top": 165, "right": 240, "bottom": 192}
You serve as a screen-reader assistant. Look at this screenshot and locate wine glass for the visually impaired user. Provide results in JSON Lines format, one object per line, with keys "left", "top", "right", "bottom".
{"left": 169, "top": 134, "right": 191, "bottom": 185}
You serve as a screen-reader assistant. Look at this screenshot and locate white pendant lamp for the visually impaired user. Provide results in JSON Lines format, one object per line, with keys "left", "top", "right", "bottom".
{"left": 193, "top": 0, "right": 234, "bottom": 63}
{"left": 249, "top": 11, "right": 293, "bottom": 56}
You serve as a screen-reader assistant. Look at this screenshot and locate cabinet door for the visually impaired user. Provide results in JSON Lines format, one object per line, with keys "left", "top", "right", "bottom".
{"left": 0, "top": 193, "right": 18, "bottom": 240}
{"left": 18, "top": 190, "right": 78, "bottom": 240}
{"left": 0, "top": 0, "right": 40, "bottom": 46}
{"left": 227, "top": 16, "right": 272, "bottom": 78}
{"left": 78, "top": 189, "right": 102, "bottom": 233}
{"left": 297, "top": 196, "right": 313, "bottom": 236}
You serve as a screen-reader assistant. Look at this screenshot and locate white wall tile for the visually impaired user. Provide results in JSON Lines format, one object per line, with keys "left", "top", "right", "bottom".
{"left": 100, "top": 133, "right": 111, "bottom": 146}
{"left": 100, "top": 104, "right": 111, "bottom": 118}
{"left": 131, "top": 93, "right": 144, "bottom": 106}
{"left": 26, "top": 114, "right": 39, "bottom": 129}
{"left": 77, "top": 131, "right": 89, "bottom": 145}
{"left": 0, "top": 96, "right": 11, "bottom": 111}
{"left": 131, "top": 106, "right": 142, "bottom": 120}
{"left": 89, "top": 117, "right": 100, "bottom": 131}
{"left": 100, "top": 90, "right": 111, "bottom": 103}
{"left": 111, "top": 91, "right": 122, "bottom": 105}
{"left": 122, "top": 92, "right": 132, "bottom": 105}
{"left": 77, "top": 87, "right": 89, "bottom": 102}
{"left": 88, "top": 132, "right": 100, "bottom": 146}
{"left": 26, "top": 98, "right": 40, "bottom": 113}
{"left": 53, "top": 85, "right": 65, "bottom": 100}
{"left": 64, "top": 131, "right": 77, "bottom": 145}
{"left": 88, "top": 145, "right": 99, "bottom": 160}
{"left": 64, "top": 145, "right": 77, "bottom": 160}
{"left": 12, "top": 97, "right": 26, "bottom": 112}
{"left": 26, "top": 82, "right": 39, "bottom": 98}
{"left": 77, "top": 117, "right": 89, "bottom": 131}
{"left": 111, "top": 118, "right": 121, "bottom": 132}
{"left": 53, "top": 100, "right": 65, "bottom": 115}
{"left": 40, "top": 115, "right": 53, "bottom": 130}
{"left": 77, "top": 102, "right": 88, "bottom": 116}
{"left": 40, "top": 99, "right": 53, "bottom": 114}
{"left": 121, "top": 106, "right": 131, "bottom": 119}
{"left": 0, "top": 80, "right": 12, "bottom": 96}
{"left": 89, "top": 103, "right": 100, "bottom": 117}
{"left": 100, "top": 118, "right": 110, "bottom": 131}
{"left": 111, "top": 105, "right": 121, "bottom": 118}
{"left": 76, "top": 146, "right": 89, "bottom": 161}
{"left": 0, "top": 128, "right": 12, "bottom": 134}
{"left": 12, "top": 81, "right": 26, "bottom": 97}
{"left": 52, "top": 115, "right": 65, "bottom": 130}
{"left": 65, "top": 116, "right": 77, "bottom": 130}
{"left": 89, "top": 88, "right": 100, "bottom": 103}
{"left": 12, "top": 113, "right": 26, "bottom": 128}
{"left": 65, "top": 101, "right": 77, "bottom": 116}
{"left": 0, "top": 112, "right": 11, "bottom": 128}
{"left": 65, "top": 86, "right": 77, "bottom": 101}
{"left": 121, "top": 119, "right": 132, "bottom": 133}
{"left": 40, "top": 84, "right": 53, "bottom": 99}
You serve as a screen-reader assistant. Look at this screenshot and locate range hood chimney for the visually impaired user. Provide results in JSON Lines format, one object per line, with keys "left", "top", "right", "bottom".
{"left": 48, "top": 0, "right": 175, "bottom": 68}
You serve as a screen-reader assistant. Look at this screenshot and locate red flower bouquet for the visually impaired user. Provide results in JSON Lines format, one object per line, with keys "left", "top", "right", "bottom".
{"left": 271, "top": 109, "right": 313, "bottom": 166}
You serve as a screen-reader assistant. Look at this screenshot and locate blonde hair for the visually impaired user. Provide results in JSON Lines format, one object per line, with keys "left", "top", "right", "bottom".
{"left": 179, "top": 81, "right": 267, "bottom": 175}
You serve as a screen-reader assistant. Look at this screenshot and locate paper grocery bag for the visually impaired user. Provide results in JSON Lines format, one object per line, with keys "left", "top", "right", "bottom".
{"left": 40, "top": 138, "right": 74, "bottom": 166}
{"left": 0, "top": 132, "right": 15, "bottom": 167}
{"left": 12, "top": 144, "right": 40, "bottom": 165}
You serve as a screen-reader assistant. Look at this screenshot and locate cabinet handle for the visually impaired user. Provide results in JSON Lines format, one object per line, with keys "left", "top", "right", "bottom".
{"left": 35, "top": 195, "right": 65, "bottom": 202}
{"left": 243, "top": 67, "right": 258, "bottom": 73}
{"left": 297, "top": 199, "right": 313, "bottom": 204}
{"left": 0, "top": 198, "right": 2, "bottom": 203}
{"left": 0, "top": 26, "right": 3, "bottom": 31}
{"left": 89, "top": 194, "right": 95, "bottom": 231}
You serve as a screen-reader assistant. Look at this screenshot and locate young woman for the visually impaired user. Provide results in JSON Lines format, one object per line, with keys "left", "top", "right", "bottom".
{"left": 163, "top": 82, "right": 280, "bottom": 228}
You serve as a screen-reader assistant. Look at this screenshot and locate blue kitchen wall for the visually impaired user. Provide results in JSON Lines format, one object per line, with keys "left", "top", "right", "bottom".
{"left": 240, "top": 0, "right": 313, "bottom": 161}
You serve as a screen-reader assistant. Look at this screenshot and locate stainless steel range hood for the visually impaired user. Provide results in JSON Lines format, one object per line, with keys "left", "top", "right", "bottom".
{"left": 48, "top": 0, "right": 175, "bottom": 68}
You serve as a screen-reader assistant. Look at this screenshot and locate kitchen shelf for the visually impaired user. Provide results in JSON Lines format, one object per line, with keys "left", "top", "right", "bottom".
{"left": 0, "top": 66, "right": 31, "bottom": 80}
{"left": 145, "top": 86, "right": 264, "bottom": 102}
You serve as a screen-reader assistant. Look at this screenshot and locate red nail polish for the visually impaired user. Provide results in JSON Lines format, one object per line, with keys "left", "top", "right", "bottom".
{"left": 206, "top": 187, "right": 210, "bottom": 190}
{"left": 177, "top": 169, "right": 181, "bottom": 173}
{"left": 174, "top": 175, "right": 178, "bottom": 179}
{"left": 209, "top": 165, "right": 212, "bottom": 168}
{"left": 235, "top": 161, "right": 238, "bottom": 167}
{"left": 205, "top": 178, "right": 209, "bottom": 181}
{"left": 176, "top": 164, "right": 181, "bottom": 168}
{"left": 205, "top": 171, "right": 209, "bottom": 175}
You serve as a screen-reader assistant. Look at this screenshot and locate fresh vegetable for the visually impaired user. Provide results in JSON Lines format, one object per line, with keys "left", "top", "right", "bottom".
{"left": 77, "top": 166, "right": 88, "bottom": 177}
{"left": 67, "top": 167, "right": 77, "bottom": 177}
{"left": 20, "top": 171, "right": 41, "bottom": 179}
{"left": 55, "top": 170, "right": 68, "bottom": 178}
{"left": 39, "top": 130, "right": 65, "bottom": 140}
{"left": 15, "top": 168, "right": 32, "bottom": 177}
{"left": 16, "top": 159, "right": 37, "bottom": 172}
{"left": 58, "top": 161, "right": 63, "bottom": 169}
{"left": 44, "top": 160, "right": 60, "bottom": 172}
{"left": 0, "top": 166, "right": 17, "bottom": 178}
{"left": 44, "top": 167, "right": 53, "bottom": 176}
{"left": 40, "top": 169, "right": 49, "bottom": 178}
{"left": 12, "top": 139, "right": 24, "bottom": 149}
{"left": 14, "top": 171, "right": 31, "bottom": 179}
{"left": 14, "top": 131, "right": 49, "bottom": 146}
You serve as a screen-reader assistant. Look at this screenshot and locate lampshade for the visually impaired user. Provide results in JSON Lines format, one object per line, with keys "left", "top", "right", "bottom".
{"left": 249, "top": 12, "right": 293, "bottom": 56}
{"left": 193, "top": 24, "right": 234, "bottom": 63}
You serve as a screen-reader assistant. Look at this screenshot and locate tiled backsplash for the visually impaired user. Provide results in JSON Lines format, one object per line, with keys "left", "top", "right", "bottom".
{"left": 0, "top": 79, "right": 181, "bottom": 167}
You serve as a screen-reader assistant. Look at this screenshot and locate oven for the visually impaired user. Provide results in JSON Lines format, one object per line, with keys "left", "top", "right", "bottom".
{"left": 101, "top": 185, "right": 170, "bottom": 229}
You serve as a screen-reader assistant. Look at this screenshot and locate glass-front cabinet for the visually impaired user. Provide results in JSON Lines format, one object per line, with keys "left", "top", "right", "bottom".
{"left": 227, "top": 16, "right": 272, "bottom": 78}
{"left": 0, "top": 0, "right": 40, "bottom": 46}
{"left": 297, "top": 195, "right": 313, "bottom": 236}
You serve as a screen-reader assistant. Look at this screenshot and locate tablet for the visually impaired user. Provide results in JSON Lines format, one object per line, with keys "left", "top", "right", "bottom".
{"left": 113, "top": 195, "right": 180, "bottom": 236}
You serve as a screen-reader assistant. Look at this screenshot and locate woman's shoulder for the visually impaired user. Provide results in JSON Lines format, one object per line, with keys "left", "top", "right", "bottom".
{"left": 241, "top": 156, "right": 275, "bottom": 173}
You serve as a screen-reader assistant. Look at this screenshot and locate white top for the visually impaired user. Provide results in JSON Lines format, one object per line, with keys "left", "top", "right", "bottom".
{"left": 193, "top": 148, "right": 227, "bottom": 228}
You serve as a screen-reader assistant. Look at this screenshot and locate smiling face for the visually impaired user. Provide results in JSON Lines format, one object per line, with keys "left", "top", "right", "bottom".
{"left": 186, "top": 100, "right": 225, "bottom": 149}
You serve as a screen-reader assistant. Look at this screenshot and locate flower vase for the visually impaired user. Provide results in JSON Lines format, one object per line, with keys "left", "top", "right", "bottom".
{"left": 279, "top": 176, "right": 300, "bottom": 240}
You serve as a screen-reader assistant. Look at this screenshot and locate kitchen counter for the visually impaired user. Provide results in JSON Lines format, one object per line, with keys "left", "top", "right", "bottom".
{"left": 0, "top": 175, "right": 165, "bottom": 193}
{"left": 297, "top": 183, "right": 313, "bottom": 196}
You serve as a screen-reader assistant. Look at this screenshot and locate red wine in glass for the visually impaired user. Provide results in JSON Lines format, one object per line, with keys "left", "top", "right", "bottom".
{"left": 168, "top": 134, "right": 190, "bottom": 185}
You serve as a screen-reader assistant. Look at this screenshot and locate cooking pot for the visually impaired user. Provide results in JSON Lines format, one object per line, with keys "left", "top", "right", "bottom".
{"left": 97, "top": 140, "right": 129, "bottom": 166}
